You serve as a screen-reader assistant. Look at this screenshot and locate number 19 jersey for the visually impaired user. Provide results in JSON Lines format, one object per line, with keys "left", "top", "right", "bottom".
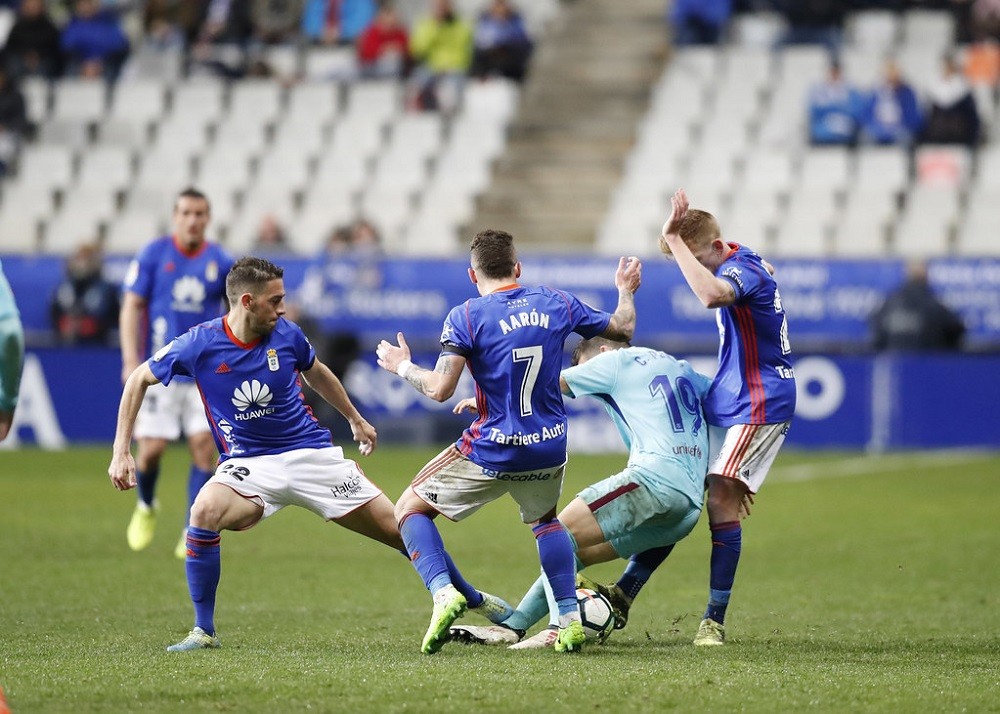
{"left": 441, "top": 284, "right": 611, "bottom": 473}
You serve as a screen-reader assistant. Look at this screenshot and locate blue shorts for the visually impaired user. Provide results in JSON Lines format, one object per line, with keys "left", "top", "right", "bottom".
{"left": 577, "top": 467, "right": 701, "bottom": 558}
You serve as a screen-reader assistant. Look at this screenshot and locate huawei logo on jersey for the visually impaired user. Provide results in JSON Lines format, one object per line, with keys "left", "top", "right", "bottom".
{"left": 232, "top": 380, "right": 272, "bottom": 411}
{"left": 171, "top": 275, "right": 206, "bottom": 313}
{"left": 231, "top": 380, "right": 275, "bottom": 422}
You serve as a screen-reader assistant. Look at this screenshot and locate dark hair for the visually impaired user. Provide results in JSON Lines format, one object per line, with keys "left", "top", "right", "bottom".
{"left": 571, "top": 336, "right": 629, "bottom": 366}
{"left": 470, "top": 229, "right": 517, "bottom": 280}
{"left": 226, "top": 256, "right": 284, "bottom": 305}
{"left": 174, "top": 187, "right": 211, "bottom": 212}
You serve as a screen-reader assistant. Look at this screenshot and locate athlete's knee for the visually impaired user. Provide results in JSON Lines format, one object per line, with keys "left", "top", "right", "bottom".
{"left": 706, "top": 476, "right": 744, "bottom": 522}
{"left": 189, "top": 491, "right": 227, "bottom": 531}
{"left": 394, "top": 489, "right": 429, "bottom": 524}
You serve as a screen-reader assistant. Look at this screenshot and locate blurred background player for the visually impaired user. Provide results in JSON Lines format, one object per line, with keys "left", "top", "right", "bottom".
{"left": 450, "top": 336, "right": 711, "bottom": 649}
{"left": 0, "top": 258, "right": 25, "bottom": 442}
{"left": 119, "top": 188, "right": 234, "bottom": 558}
{"left": 375, "top": 230, "right": 641, "bottom": 654}
{"left": 652, "top": 189, "right": 797, "bottom": 646}
{"left": 109, "top": 257, "right": 403, "bottom": 652}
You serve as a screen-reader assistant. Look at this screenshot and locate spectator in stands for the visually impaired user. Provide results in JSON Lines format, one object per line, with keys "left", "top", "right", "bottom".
{"left": 775, "top": 0, "right": 846, "bottom": 52}
{"left": 860, "top": 59, "right": 923, "bottom": 146}
{"left": 301, "top": 0, "right": 376, "bottom": 45}
{"left": 350, "top": 217, "right": 383, "bottom": 259}
{"left": 357, "top": 1, "right": 409, "bottom": 79}
{"left": 920, "top": 53, "right": 981, "bottom": 147}
{"left": 0, "top": 68, "right": 28, "bottom": 176}
{"left": 667, "top": 0, "right": 732, "bottom": 46}
{"left": 470, "top": 0, "right": 533, "bottom": 82}
{"left": 871, "top": 261, "right": 966, "bottom": 352}
{"left": 408, "top": 0, "right": 473, "bottom": 112}
{"left": 60, "top": 0, "right": 130, "bottom": 81}
{"left": 252, "top": 214, "right": 293, "bottom": 255}
{"left": 50, "top": 243, "right": 119, "bottom": 346}
{"left": 971, "top": 0, "right": 1000, "bottom": 41}
{"left": 2, "top": 0, "right": 63, "bottom": 79}
{"left": 252, "top": 0, "right": 304, "bottom": 45}
{"left": 808, "top": 59, "right": 864, "bottom": 146}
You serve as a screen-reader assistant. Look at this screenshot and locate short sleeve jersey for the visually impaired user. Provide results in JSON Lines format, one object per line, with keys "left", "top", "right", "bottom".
{"left": 562, "top": 347, "right": 712, "bottom": 508}
{"left": 707, "top": 244, "right": 797, "bottom": 427}
{"left": 147, "top": 317, "right": 332, "bottom": 460}
{"left": 443, "top": 285, "right": 611, "bottom": 472}
{"left": 123, "top": 236, "right": 234, "bottom": 360}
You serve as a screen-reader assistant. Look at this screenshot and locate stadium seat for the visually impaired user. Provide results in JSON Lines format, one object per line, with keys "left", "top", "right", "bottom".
{"left": 846, "top": 10, "right": 900, "bottom": 53}
{"left": 955, "top": 188, "right": 1000, "bottom": 256}
{"left": 171, "top": 79, "right": 227, "bottom": 123}
{"left": 742, "top": 150, "right": 795, "bottom": 195}
{"left": 730, "top": 12, "right": 787, "bottom": 48}
{"left": 387, "top": 113, "right": 444, "bottom": 161}
{"left": 914, "top": 145, "right": 972, "bottom": 188}
{"left": 798, "top": 148, "right": 852, "bottom": 192}
{"left": 36, "top": 118, "right": 91, "bottom": 149}
{"left": 286, "top": 82, "right": 341, "bottom": 127}
{"left": 304, "top": 47, "right": 357, "bottom": 80}
{"left": 344, "top": 81, "right": 400, "bottom": 128}
{"left": 21, "top": 77, "right": 50, "bottom": 125}
{"left": 51, "top": 79, "right": 106, "bottom": 123}
{"left": 108, "top": 80, "right": 168, "bottom": 126}
{"left": 15, "top": 145, "right": 75, "bottom": 191}
{"left": 0, "top": 209, "right": 43, "bottom": 254}
{"left": 901, "top": 9, "right": 955, "bottom": 53}
{"left": 834, "top": 189, "right": 896, "bottom": 257}
{"left": 461, "top": 78, "right": 520, "bottom": 124}
{"left": 77, "top": 146, "right": 135, "bottom": 193}
{"left": 228, "top": 80, "right": 284, "bottom": 129}
{"left": 892, "top": 185, "right": 959, "bottom": 257}
{"left": 95, "top": 117, "right": 151, "bottom": 150}
{"left": 839, "top": 47, "right": 885, "bottom": 89}
{"left": 856, "top": 148, "right": 910, "bottom": 193}
{"left": 772, "top": 191, "right": 837, "bottom": 258}
{"left": 312, "top": 150, "right": 370, "bottom": 199}
{"left": 104, "top": 210, "right": 163, "bottom": 254}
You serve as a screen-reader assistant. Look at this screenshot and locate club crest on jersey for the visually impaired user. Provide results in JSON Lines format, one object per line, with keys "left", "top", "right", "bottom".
{"left": 267, "top": 348, "right": 279, "bottom": 371}
{"left": 206, "top": 260, "right": 218, "bottom": 282}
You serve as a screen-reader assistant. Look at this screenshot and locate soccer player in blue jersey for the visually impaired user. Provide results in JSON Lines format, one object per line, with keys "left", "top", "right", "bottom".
{"left": 654, "top": 188, "right": 797, "bottom": 646}
{"left": 0, "top": 259, "right": 24, "bottom": 442}
{"left": 119, "top": 188, "right": 235, "bottom": 558}
{"left": 449, "top": 336, "right": 712, "bottom": 648}
{"left": 109, "top": 257, "right": 403, "bottom": 651}
{"left": 376, "top": 229, "right": 642, "bottom": 654}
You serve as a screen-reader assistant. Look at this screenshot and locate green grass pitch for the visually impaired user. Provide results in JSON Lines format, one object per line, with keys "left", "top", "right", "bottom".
{"left": 1, "top": 446, "right": 998, "bottom": 712}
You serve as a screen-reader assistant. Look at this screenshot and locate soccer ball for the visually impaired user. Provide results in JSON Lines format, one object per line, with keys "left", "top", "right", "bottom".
{"left": 576, "top": 587, "right": 615, "bottom": 643}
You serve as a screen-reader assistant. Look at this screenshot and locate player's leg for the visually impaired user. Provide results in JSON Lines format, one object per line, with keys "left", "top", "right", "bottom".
{"left": 333, "top": 492, "right": 404, "bottom": 550}
{"left": 697, "top": 422, "right": 789, "bottom": 646}
{"left": 168, "top": 482, "right": 264, "bottom": 652}
{"left": 178, "top": 385, "right": 217, "bottom": 558}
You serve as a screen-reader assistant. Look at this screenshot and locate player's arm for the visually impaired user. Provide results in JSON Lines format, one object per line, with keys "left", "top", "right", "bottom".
{"left": 108, "top": 362, "right": 160, "bottom": 491}
{"left": 559, "top": 375, "right": 574, "bottom": 397}
{"left": 301, "top": 359, "right": 377, "bottom": 455}
{"left": 660, "top": 189, "right": 736, "bottom": 309}
{"left": 602, "top": 256, "right": 642, "bottom": 341}
{"left": 119, "top": 291, "right": 148, "bottom": 384}
{"left": 376, "top": 331, "right": 466, "bottom": 403}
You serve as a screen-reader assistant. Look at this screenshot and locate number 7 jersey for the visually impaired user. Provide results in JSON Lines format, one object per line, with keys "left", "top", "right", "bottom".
{"left": 441, "top": 284, "right": 611, "bottom": 473}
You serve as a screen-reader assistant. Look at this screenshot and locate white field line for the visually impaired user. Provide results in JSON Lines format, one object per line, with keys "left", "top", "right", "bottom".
{"left": 769, "top": 450, "right": 998, "bottom": 484}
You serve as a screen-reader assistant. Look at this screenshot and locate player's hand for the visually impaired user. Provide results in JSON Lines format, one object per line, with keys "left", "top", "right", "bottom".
{"left": 659, "top": 189, "right": 690, "bottom": 255}
{"left": 615, "top": 256, "right": 642, "bottom": 294}
{"left": 0, "top": 409, "right": 14, "bottom": 442}
{"left": 350, "top": 418, "right": 378, "bottom": 456}
{"left": 108, "top": 451, "right": 137, "bottom": 491}
{"left": 739, "top": 491, "right": 755, "bottom": 519}
{"left": 375, "top": 332, "right": 412, "bottom": 375}
{"left": 452, "top": 397, "right": 478, "bottom": 415}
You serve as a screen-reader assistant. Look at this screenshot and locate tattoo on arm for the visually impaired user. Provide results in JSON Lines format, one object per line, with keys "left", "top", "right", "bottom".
{"left": 405, "top": 367, "right": 427, "bottom": 395}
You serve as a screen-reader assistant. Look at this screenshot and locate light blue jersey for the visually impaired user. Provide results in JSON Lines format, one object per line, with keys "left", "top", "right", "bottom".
{"left": 147, "top": 317, "right": 332, "bottom": 460}
{"left": 561, "top": 346, "right": 712, "bottom": 509}
{"left": 0, "top": 259, "right": 25, "bottom": 413}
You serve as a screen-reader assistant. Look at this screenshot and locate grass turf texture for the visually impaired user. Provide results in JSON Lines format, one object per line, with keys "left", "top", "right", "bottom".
{"left": 1, "top": 446, "right": 998, "bottom": 712}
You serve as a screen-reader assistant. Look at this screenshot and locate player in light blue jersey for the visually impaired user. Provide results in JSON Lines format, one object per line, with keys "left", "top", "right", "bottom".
{"left": 119, "top": 188, "right": 235, "bottom": 558}
{"left": 450, "top": 336, "right": 712, "bottom": 648}
{"left": 376, "top": 229, "right": 642, "bottom": 654}
{"left": 654, "top": 188, "right": 797, "bottom": 646}
{"left": 0, "top": 259, "right": 25, "bottom": 442}
{"left": 109, "top": 257, "right": 403, "bottom": 652}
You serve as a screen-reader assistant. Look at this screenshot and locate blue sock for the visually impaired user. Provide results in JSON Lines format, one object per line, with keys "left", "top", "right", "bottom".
{"left": 399, "top": 512, "right": 451, "bottom": 595}
{"left": 185, "top": 526, "right": 221, "bottom": 635}
{"left": 705, "top": 521, "right": 741, "bottom": 624}
{"left": 502, "top": 574, "right": 548, "bottom": 632}
{"left": 533, "top": 520, "right": 577, "bottom": 618}
{"left": 186, "top": 466, "right": 212, "bottom": 520}
{"left": 616, "top": 544, "right": 675, "bottom": 600}
{"left": 441, "top": 550, "right": 482, "bottom": 607}
{"left": 135, "top": 465, "right": 160, "bottom": 507}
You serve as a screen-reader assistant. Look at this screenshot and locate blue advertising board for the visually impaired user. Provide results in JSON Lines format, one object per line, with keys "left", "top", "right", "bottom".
{"left": 3, "top": 348, "right": 997, "bottom": 451}
{"left": 4, "top": 255, "right": 1000, "bottom": 350}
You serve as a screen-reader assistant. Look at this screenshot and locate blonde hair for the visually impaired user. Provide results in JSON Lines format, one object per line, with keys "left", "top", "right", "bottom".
{"left": 659, "top": 209, "right": 721, "bottom": 257}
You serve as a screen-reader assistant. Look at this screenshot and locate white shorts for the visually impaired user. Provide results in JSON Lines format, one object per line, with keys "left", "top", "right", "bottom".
{"left": 411, "top": 447, "right": 565, "bottom": 524}
{"left": 708, "top": 421, "right": 791, "bottom": 494}
{"left": 135, "top": 381, "right": 210, "bottom": 440}
{"left": 209, "top": 447, "right": 383, "bottom": 524}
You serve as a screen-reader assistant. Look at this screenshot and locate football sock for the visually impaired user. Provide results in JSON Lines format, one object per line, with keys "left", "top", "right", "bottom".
{"left": 503, "top": 574, "right": 549, "bottom": 631}
{"left": 399, "top": 511, "right": 451, "bottom": 595}
{"left": 186, "top": 466, "right": 212, "bottom": 518}
{"left": 705, "top": 520, "right": 741, "bottom": 624}
{"left": 616, "top": 544, "right": 675, "bottom": 600}
{"left": 185, "top": 526, "right": 221, "bottom": 636}
{"left": 135, "top": 465, "right": 160, "bottom": 507}
{"left": 533, "top": 520, "right": 577, "bottom": 618}
{"left": 441, "top": 550, "right": 483, "bottom": 608}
